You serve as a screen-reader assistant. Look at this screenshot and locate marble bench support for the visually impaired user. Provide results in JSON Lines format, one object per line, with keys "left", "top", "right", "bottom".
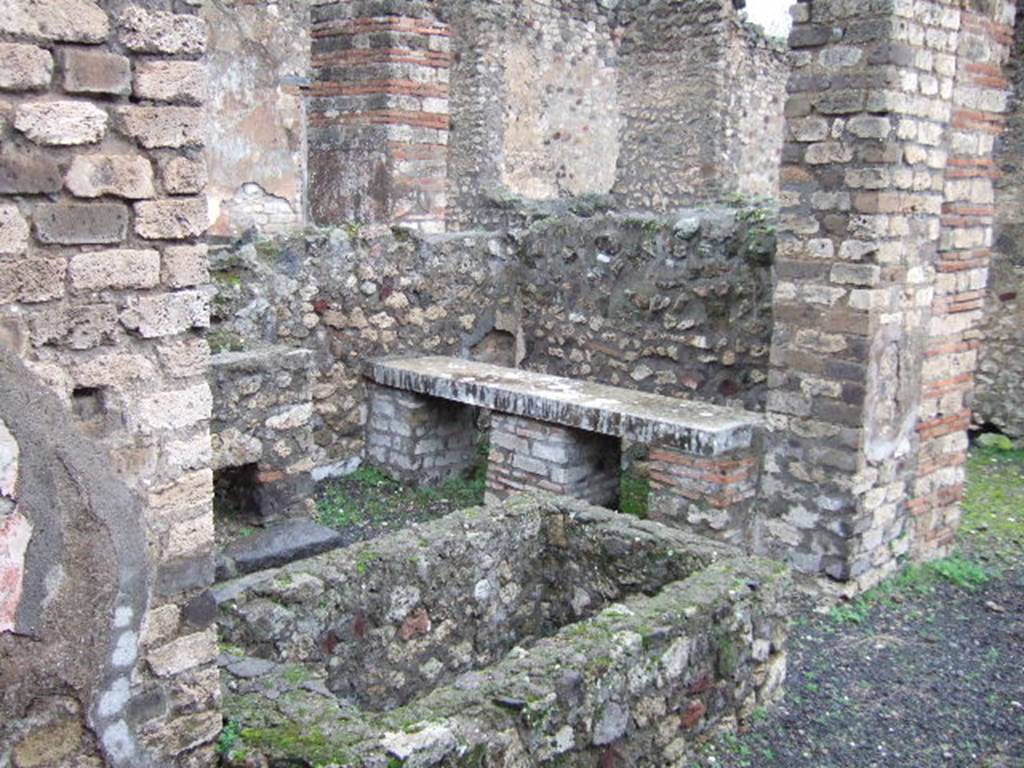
{"left": 485, "top": 413, "right": 621, "bottom": 507}
{"left": 365, "top": 383, "right": 478, "bottom": 486}
{"left": 647, "top": 446, "right": 759, "bottom": 547}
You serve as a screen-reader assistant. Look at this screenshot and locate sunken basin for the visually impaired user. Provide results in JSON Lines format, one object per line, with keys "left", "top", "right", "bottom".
{"left": 215, "top": 494, "right": 788, "bottom": 766}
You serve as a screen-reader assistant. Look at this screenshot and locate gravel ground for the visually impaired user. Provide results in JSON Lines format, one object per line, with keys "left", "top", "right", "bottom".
{"left": 696, "top": 445, "right": 1024, "bottom": 768}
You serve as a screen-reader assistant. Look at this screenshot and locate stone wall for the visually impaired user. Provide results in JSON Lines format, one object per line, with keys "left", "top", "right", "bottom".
{"left": 0, "top": 2, "right": 219, "bottom": 763}
{"left": 203, "top": 0, "right": 311, "bottom": 238}
{"left": 613, "top": 0, "right": 789, "bottom": 211}
{"left": 215, "top": 495, "right": 789, "bottom": 767}
{"left": 978, "top": 2, "right": 1024, "bottom": 440}
{"left": 208, "top": 203, "right": 773, "bottom": 474}
{"left": 445, "top": 0, "right": 619, "bottom": 225}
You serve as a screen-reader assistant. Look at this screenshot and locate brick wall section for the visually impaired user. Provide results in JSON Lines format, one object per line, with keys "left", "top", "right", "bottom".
{"left": 364, "top": 384, "right": 477, "bottom": 485}
{"left": 0, "top": 2, "right": 219, "bottom": 764}
{"left": 911, "top": 0, "right": 1016, "bottom": 559}
{"left": 308, "top": 1, "right": 450, "bottom": 232}
{"left": 485, "top": 413, "right": 621, "bottom": 508}
{"left": 647, "top": 447, "right": 758, "bottom": 547}
{"left": 765, "top": 0, "right": 963, "bottom": 587}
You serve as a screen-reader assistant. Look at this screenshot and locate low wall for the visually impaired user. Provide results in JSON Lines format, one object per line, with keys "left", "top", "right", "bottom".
{"left": 207, "top": 203, "right": 775, "bottom": 477}
{"left": 216, "top": 495, "right": 789, "bottom": 766}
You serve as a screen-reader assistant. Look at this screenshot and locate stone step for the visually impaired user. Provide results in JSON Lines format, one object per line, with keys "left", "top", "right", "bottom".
{"left": 215, "top": 518, "right": 343, "bottom": 582}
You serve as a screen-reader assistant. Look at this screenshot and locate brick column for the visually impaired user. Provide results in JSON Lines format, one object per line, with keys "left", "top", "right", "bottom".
{"left": 765, "top": 0, "right": 964, "bottom": 587}
{"left": 364, "top": 384, "right": 477, "bottom": 485}
{"left": 647, "top": 446, "right": 758, "bottom": 547}
{"left": 0, "top": 2, "right": 219, "bottom": 764}
{"left": 308, "top": 1, "right": 450, "bottom": 233}
{"left": 911, "top": 0, "right": 1016, "bottom": 559}
{"left": 485, "top": 414, "right": 621, "bottom": 508}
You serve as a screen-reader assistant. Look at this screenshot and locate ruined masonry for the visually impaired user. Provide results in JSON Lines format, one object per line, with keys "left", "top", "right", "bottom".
{"left": 0, "top": 0, "right": 1019, "bottom": 765}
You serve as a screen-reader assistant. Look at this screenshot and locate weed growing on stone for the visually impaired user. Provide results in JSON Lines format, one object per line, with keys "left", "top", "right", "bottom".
{"left": 216, "top": 718, "right": 245, "bottom": 761}
{"left": 619, "top": 469, "right": 650, "bottom": 518}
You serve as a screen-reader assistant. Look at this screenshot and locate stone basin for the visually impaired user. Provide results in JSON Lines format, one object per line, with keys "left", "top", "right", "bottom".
{"left": 215, "top": 495, "right": 788, "bottom": 766}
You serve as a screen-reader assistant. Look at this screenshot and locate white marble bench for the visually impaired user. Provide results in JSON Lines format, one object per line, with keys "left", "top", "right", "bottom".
{"left": 364, "top": 356, "right": 764, "bottom": 543}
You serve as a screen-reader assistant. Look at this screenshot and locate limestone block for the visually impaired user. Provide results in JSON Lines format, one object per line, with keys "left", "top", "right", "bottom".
{"left": 134, "top": 198, "right": 207, "bottom": 240}
{"left": 66, "top": 154, "right": 155, "bottom": 199}
{"left": 162, "top": 244, "right": 208, "bottom": 288}
{"left": 0, "top": 43, "right": 53, "bottom": 91}
{"left": 133, "top": 61, "right": 206, "bottom": 105}
{"left": 118, "top": 6, "right": 205, "bottom": 55}
{"left": 0, "top": 0, "right": 109, "bottom": 43}
{"left": 71, "top": 351, "right": 156, "bottom": 388}
{"left": 0, "top": 253, "right": 66, "bottom": 304}
{"left": 162, "top": 156, "right": 207, "bottom": 195}
{"left": 14, "top": 101, "right": 107, "bottom": 146}
{"left": 0, "top": 205, "right": 29, "bottom": 255}
{"left": 69, "top": 248, "right": 160, "bottom": 291}
{"left": 62, "top": 49, "right": 131, "bottom": 96}
{"left": 146, "top": 628, "right": 217, "bottom": 677}
{"left": 134, "top": 382, "right": 213, "bottom": 433}
{"left": 117, "top": 106, "right": 204, "bottom": 148}
{"left": 157, "top": 337, "right": 209, "bottom": 378}
{"left": 164, "top": 512, "right": 214, "bottom": 560}
{"left": 0, "top": 148, "right": 61, "bottom": 194}
{"left": 120, "top": 289, "right": 210, "bottom": 338}
{"left": 34, "top": 202, "right": 128, "bottom": 245}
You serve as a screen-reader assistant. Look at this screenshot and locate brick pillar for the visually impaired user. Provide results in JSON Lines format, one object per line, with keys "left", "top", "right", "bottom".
{"left": 364, "top": 384, "right": 477, "bottom": 485}
{"left": 308, "top": 1, "right": 450, "bottom": 233}
{"left": 765, "top": 0, "right": 965, "bottom": 587}
{"left": 911, "top": 0, "right": 1016, "bottom": 559}
{"left": 647, "top": 446, "right": 758, "bottom": 547}
{"left": 485, "top": 414, "right": 621, "bottom": 508}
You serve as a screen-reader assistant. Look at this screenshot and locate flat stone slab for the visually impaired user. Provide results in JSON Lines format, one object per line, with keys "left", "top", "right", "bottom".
{"left": 216, "top": 519, "right": 343, "bottom": 582}
{"left": 365, "top": 356, "right": 762, "bottom": 456}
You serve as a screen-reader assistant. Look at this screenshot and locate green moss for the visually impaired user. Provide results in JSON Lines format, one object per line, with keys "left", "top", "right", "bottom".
{"left": 355, "top": 549, "right": 380, "bottom": 576}
{"left": 207, "top": 329, "right": 245, "bottom": 354}
{"left": 282, "top": 665, "right": 311, "bottom": 685}
{"left": 716, "top": 633, "right": 739, "bottom": 677}
{"left": 239, "top": 724, "right": 355, "bottom": 768}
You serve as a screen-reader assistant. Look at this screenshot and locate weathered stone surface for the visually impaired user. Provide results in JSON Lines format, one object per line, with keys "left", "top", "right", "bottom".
{"left": 134, "top": 198, "right": 207, "bottom": 240}
{"left": 147, "top": 628, "right": 217, "bottom": 677}
{"left": 367, "top": 356, "right": 762, "bottom": 456}
{"left": 162, "top": 244, "right": 208, "bottom": 288}
{"left": 0, "top": 205, "right": 30, "bottom": 255}
{"left": 65, "top": 155, "right": 155, "bottom": 199}
{"left": 69, "top": 249, "right": 160, "bottom": 291}
{"left": 120, "top": 290, "right": 210, "bottom": 339}
{"left": 0, "top": 253, "right": 66, "bottom": 304}
{"left": 215, "top": 519, "right": 343, "bottom": 581}
{"left": 0, "top": 148, "right": 61, "bottom": 194}
{"left": 162, "top": 156, "right": 206, "bottom": 195}
{"left": 0, "top": 43, "right": 53, "bottom": 92}
{"left": 62, "top": 49, "right": 131, "bottom": 96}
{"left": 118, "top": 6, "right": 205, "bottom": 55}
{"left": 133, "top": 61, "right": 206, "bottom": 105}
{"left": 34, "top": 202, "right": 128, "bottom": 245}
{"left": 217, "top": 495, "right": 789, "bottom": 766}
{"left": 0, "top": 0, "right": 109, "bottom": 43}
{"left": 133, "top": 382, "right": 213, "bottom": 433}
{"left": 117, "top": 106, "right": 204, "bottom": 149}
{"left": 14, "top": 101, "right": 107, "bottom": 146}
{"left": 11, "top": 717, "right": 82, "bottom": 767}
